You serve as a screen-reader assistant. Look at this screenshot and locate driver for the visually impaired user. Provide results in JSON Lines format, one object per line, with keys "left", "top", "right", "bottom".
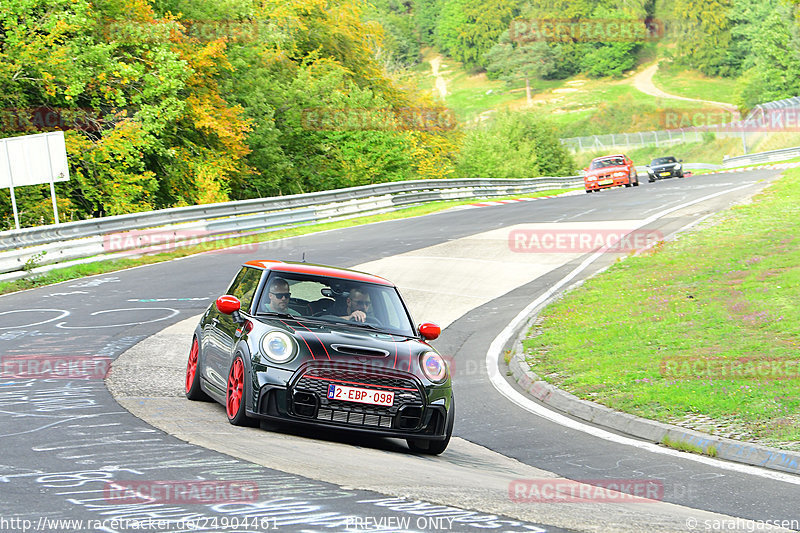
{"left": 341, "top": 286, "right": 372, "bottom": 322}
{"left": 263, "top": 278, "right": 301, "bottom": 316}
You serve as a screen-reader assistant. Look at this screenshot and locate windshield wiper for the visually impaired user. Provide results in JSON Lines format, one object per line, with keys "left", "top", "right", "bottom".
{"left": 343, "top": 321, "right": 382, "bottom": 331}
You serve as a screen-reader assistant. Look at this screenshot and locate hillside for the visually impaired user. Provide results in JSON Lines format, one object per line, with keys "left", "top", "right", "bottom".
{"left": 399, "top": 48, "right": 800, "bottom": 165}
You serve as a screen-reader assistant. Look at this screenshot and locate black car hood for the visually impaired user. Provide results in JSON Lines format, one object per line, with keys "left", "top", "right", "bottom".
{"left": 259, "top": 317, "right": 432, "bottom": 372}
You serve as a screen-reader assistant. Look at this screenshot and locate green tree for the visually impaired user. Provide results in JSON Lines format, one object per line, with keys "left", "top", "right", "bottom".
{"left": 456, "top": 111, "right": 574, "bottom": 178}
{"left": 735, "top": 4, "right": 800, "bottom": 108}
{"left": 367, "top": 0, "right": 422, "bottom": 68}
{"left": 436, "top": 0, "right": 519, "bottom": 69}
{"left": 485, "top": 31, "right": 559, "bottom": 105}
{"left": 669, "top": 0, "right": 735, "bottom": 76}
{"left": 414, "top": 0, "right": 442, "bottom": 45}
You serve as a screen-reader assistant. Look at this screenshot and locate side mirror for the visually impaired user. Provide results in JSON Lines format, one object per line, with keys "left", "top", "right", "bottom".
{"left": 583, "top": 167, "right": 589, "bottom": 172}
{"left": 216, "top": 295, "right": 241, "bottom": 314}
{"left": 216, "top": 295, "right": 243, "bottom": 323}
{"left": 419, "top": 323, "right": 441, "bottom": 341}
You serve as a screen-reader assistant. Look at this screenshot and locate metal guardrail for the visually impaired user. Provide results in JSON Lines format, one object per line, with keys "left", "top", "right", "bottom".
{"left": 633, "top": 163, "right": 721, "bottom": 174}
{"left": 722, "top": 146, "right": 800, "bottom": 168}
{"left": 0, "top": 176, "right": 584, "bottom": 277}
{"left": 559, "top": 95, "right": 800, "bottom": 153}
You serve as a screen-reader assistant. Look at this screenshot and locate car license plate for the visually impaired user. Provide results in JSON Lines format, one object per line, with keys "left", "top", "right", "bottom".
{"left": 599, "top": 179, "right": 613, "bottom": 185}
{"left": 327, "top": 384, "right": 394, "bottom": 406}
{"left": 660, "top": 172, "right": 670, "bottom": 176}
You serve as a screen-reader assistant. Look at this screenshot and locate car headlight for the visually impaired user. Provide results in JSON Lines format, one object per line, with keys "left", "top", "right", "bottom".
{"left": 261, "top": 331, "right": 296, "bottom": 364}
{"left": 613, "top": 171, "right": 626, "bottom": 177}
{"left": 674, "top": 164, "right": 682, "bottom": 170}
{"left": 420, "top": 351, "right": 447, "bottom": 383}
{"left": 586, "top": 175, "right": 597, "bottom": 181}
{"left": 647, "top": 168, "right": 654, "bottom": 174}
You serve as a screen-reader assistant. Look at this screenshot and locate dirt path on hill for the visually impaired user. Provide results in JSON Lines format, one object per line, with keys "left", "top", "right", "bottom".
{"left": 429, "top": 55, "right": 448, "bottom": 100}
{"left": 632, "top": 63, "right": 737, "bottom": 110}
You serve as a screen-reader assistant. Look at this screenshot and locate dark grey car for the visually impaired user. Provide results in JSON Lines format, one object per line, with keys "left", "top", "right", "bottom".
{"left": 647, "top": 156, "right": 684, "bottom": 182}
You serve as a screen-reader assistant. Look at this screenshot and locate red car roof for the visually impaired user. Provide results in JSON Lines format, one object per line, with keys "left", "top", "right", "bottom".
{"left": 244, "top": 260, "right": 394, "bottom": 286}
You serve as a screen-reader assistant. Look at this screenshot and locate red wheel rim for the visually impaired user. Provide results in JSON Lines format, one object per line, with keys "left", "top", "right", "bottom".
{"left": 185, "top": 338, "right": 198, "bottom": 394}
{"left": 226, "top": 358, "right": 244, "bottom": 418}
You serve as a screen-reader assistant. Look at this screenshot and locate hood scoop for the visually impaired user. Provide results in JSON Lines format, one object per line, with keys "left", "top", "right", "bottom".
{"left": 331, "top": 344, "right": 389, "bottom": 358}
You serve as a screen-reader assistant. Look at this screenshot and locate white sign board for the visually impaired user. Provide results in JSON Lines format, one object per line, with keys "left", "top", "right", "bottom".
{"left": 0, "top": 131, "right": 70, "bottom": 188}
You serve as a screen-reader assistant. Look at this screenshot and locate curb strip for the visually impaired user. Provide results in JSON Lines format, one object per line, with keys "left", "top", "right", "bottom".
{"left": 507, "top": 337, "right": 800, "bottom": 476}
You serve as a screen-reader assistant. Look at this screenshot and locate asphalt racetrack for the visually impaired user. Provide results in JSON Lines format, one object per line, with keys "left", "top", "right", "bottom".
{"left": 1, "top": 169, "right": 798, "bottom": 533}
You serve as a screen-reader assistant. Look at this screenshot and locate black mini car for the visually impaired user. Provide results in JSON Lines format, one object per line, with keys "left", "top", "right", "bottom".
{"left": 185, "top": 260, "right": 454, "bottom": 454}
{"left": 647, "top": 156, "right": 684, "bottom": 182}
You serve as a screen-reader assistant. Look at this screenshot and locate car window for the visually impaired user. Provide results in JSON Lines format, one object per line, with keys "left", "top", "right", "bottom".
{"left": 375, "top": 288, "right": 406, "bottom": 330}
{"left": 590, "top": 157, "right": 624, "bottom": 169}
{"left": 227, "top": 267, "right": 262, "bottom": 313}
{"left": 651, "top": 157, "right": 676, "bottom": 165}
{"left": 290, "top": 280, "right": 327, "bottom": 302}
{"left": 255, "top": 270, "right": 416, "bottom": 336}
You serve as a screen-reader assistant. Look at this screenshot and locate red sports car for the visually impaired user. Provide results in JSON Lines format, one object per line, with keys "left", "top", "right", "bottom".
{"left": 583, "top": 154, "right": 639, "bottom": 193}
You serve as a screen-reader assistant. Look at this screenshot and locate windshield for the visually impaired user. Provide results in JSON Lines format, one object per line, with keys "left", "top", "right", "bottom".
{"left": 651, "top": 157, "right": 677, "bottom": 165}
{"left": 257, "top": 270, "right": 416, "bottom": 336}
{"left": 590, "top": 157, "right": 625, "bottom": 169}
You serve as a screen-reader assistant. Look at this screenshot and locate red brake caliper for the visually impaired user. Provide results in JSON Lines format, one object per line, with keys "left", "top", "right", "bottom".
{"left": 185, "top": 339, "right": 198, "bottom": 393}
{"left": 227, "top": 359, "right": 243, "bottom": 417}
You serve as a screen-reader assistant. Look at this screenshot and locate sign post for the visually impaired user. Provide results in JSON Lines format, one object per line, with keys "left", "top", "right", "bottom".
{"left": 45, "top": 134, "right": 60, "bottom": 224}
{"left": 0, "top": 131, "right": 69, "bottom": 229}
{"left": 3, "top": 141, "right": 20, "bottom": 230}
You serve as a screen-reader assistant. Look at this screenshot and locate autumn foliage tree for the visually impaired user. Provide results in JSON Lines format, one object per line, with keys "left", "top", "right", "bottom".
{"left": 1, "top": 0, "right": 459, "bottom": 228}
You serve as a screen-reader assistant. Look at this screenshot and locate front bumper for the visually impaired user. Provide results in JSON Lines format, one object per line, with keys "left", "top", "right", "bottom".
{"left": 252, "top": 363, "right": 451, "bottom": 440}
{"left": 649, "top": 168, "right": 683, "bottom": 180}
{"left": 585, "top": 175, "right": 631, "bottom": 190}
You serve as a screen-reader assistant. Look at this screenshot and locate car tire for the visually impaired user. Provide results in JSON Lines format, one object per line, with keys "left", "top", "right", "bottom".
{"left": 585, "top": 189, "right": 592, "bottom": 194}
{"left": 407, "top": 396, "right": 454, "bottom": 455}
{"left": 226, "top": 355, "right": 259, "bottom": 427}
{"left": 648, "top": 178, "right": 655, "bottom": 183}
{"left": 185, "top": 337, "right": 212, "bottom": 401}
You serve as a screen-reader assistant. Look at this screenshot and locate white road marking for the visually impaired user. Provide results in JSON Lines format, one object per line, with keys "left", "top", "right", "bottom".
{"left": 485, "top": 182, "right": 800, "bottom": 485}
{"left": 55, "top": 308, "right": 180, "bottom": 329}
{"left": 0, "top": 309, "right": 70, "bottom": 330}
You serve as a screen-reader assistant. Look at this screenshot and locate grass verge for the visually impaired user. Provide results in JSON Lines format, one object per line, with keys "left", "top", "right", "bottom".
{"left": 661, "top": 436, "right": 718, "bottom": 457}
{"left": 522, "top": 170, "right": 800, "bottom": 449}
{"left": 0, "top": 188, "right": 578, "bottom": 296}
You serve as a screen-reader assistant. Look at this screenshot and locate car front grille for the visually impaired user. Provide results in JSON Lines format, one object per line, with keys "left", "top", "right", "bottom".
{"left": 290, "top": 365, "right": 424, "bottom": 430}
